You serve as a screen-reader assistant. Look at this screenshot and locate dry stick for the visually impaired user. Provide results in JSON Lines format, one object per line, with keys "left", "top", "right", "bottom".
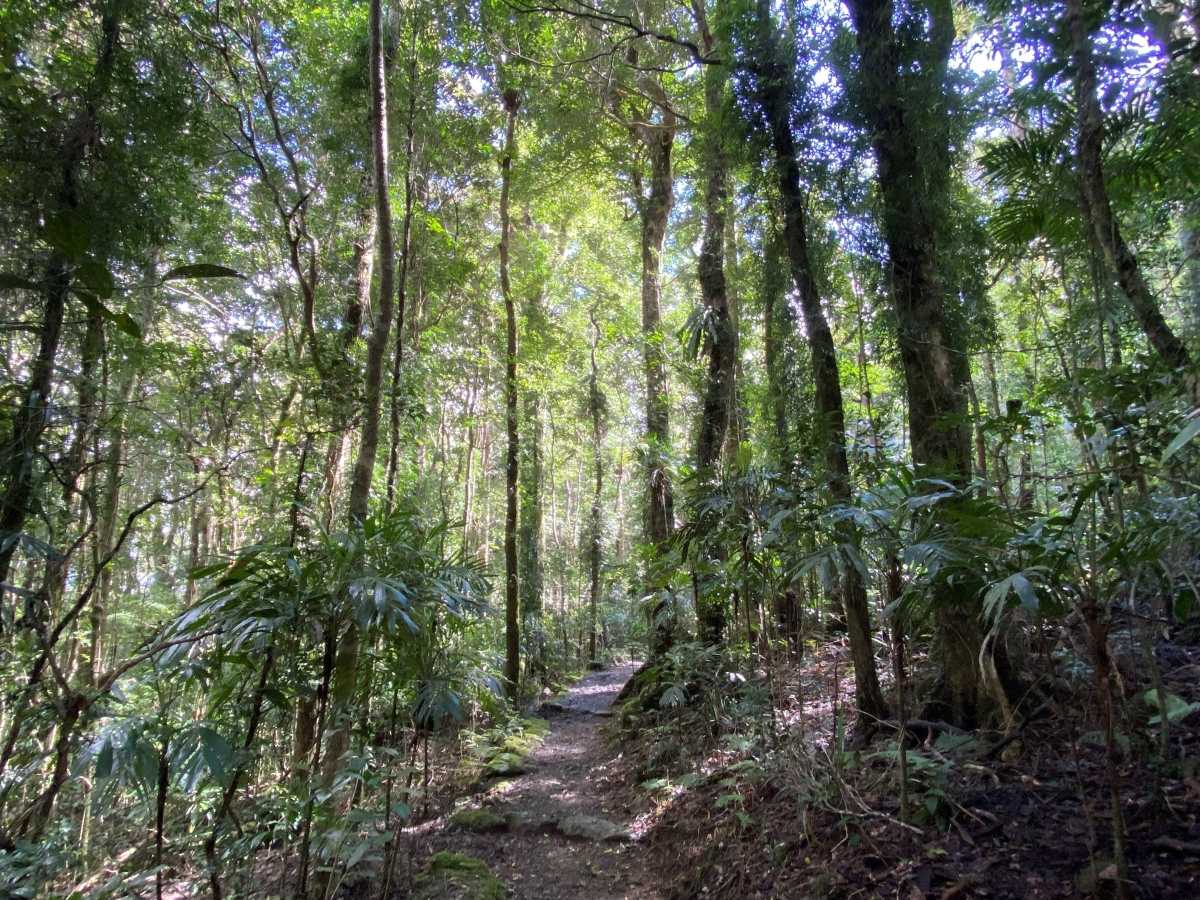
{"left": 1130, "top": 574, "right": 1171, "bottom": 764}
{"left": 377, "top": 692, "right": 403, "bottom": 900}
{"left": 206, "top": 642, "right": 276, "bottom": 900}
{"left": 155, "top": 742, "right": 169, "bottom": 900}
{"left": 1080, "top": 592, "right": 1132, "bottom": 899}
{"left": 891, "top": 616, "right": 910, "bottom": 836}
{"left": 0, "top": 475, "right": 219, "bottom": 809}
{"left": 382, "top": 734, "right": 423, "bottom": 897}
{"left": 297, "top": 631, "right": 336, "bottom": 897}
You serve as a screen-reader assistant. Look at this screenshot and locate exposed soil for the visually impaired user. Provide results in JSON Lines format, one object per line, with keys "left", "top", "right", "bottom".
{"left": 414, "top": 663, "right": 660, "bottom": 899}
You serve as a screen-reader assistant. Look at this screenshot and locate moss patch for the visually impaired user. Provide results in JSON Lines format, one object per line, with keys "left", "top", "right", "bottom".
{"left": 412, "top": 851, "right": 506, "bottom": 900}
{"left": 464, "top": 716, "right": 550, "bottom": 780}
{"left": 449, "top": 806, "right": 507, "bottom": 832}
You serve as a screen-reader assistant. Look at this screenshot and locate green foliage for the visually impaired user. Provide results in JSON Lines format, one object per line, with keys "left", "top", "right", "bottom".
{"left": 412, "top": 851, "right": 506, "bottom": 900}
{"left": 463, "top": 716, "right": 549, "bottom": 778}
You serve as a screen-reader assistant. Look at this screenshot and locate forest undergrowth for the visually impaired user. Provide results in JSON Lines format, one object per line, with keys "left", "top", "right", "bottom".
{"left": 620, "top": 635, "right": 1200, "bottom": 899}
{"left": 4, "top": 0, "right": 1200, "bottom": 896}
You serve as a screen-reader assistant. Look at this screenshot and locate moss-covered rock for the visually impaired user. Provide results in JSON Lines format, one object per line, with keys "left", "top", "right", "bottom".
{"left": 556, "top": 813, "right": 632, "bottom": 843}
{"left": 449, "top": 806, "right": 507, "bottom": 832}
{"left": 412, "top": 851, "right": 506, "bottom": 900}
{"left": 475, "top": 717, "right": 550, "bottom": 776}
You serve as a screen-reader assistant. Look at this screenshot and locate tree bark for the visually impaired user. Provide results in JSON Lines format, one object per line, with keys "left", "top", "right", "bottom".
{"left": 323, "top": 0, "right": 396, "bottom": 781}
{"left": 632, "top": 78, "right": 677, "bottom": 659}
{"left": 1066, "top": 0, "right": 1194, "bottom": 385}
{"left": 846, "top": 0, "right": 996, "bottom": 727}
{"left": 386, "top": 49, "right": 420, "bottom": 509}
{"left": 520, "top": 385, "right": 545, "bottom": 677}
{"left": 692, "top": 2, "right": 735, "bottom": 647}
{"left": 754, "top": 0, "right": 886, "bottom": 723}
{"left": 587, "top": 309, "right": 604, "bottom": 664}
{"left": 762, "top": 224, "right": 793, "bottom": 466}
{"left": 500, "top": 87, "right": 522, "bottom": 698}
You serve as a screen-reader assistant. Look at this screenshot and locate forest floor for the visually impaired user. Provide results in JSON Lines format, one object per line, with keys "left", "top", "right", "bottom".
{"left": 624, "top": 638, "right": 1200, "bottom": 899}
{"left": 407, "top": 662, "right": 660, "bottom": 899}
{"left": 399, "top": 637, "right": 1200, "bottom": 899}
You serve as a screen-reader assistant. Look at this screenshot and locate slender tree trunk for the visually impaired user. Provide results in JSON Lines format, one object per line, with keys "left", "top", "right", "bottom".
{"left": 89, "top": 353, "right": 139, "bottom": 688}
{"left": 0, "top": 2, "right": 123, "bottom": 620}
{"left": 762, "top": 224, "right": 793, "bottom": 466}
{"left": 520, "top": 390, "right": 545, "bottom": 677}
{"left": 754, "top": 0, "right": 885, "bottom": 723}
{"left": 323, "top": 0, "right": 396, "bottom": 782}
{"left": 587, "top": 309, "right": 604, "bottom": 664}
{"left": 39, "top": 306, "right": 105, "bottom": 637}
{"left": 692, "top": 2, "right": 735, "bottom": 646}
{"left": 500, "top": 87, "right": 522, "bottom": 698}
{"left": 386, "top": 50, "right": 420, "bottom": 509}
{"left": 632, "top": 80, "right": 677, "bottom": 659}
{"left": 1067, "top": 0, "right": 1193, "bottom": 386}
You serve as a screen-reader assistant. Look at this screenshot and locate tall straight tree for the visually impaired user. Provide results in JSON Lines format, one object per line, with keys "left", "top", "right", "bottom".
{"left": 520, "top": 300, "right": 546, "bottom": 678}
{"left": 324, "top": 0, "right": 398, "bottom": 778}
{"left": 499, "top": 86, "right": 522, "bottom": 697}
{"left": 631, "top": 73, "right": 677, "bottom": 658}
{"left": 1066, "top": 0, "right": 1195, "bottom": 388}
{"left": 587, "top": 307, "right": 605, "bottom": 664}
{"left": 0, "top": 1, "right": 124, "bottom": 616}
{"left": 691, "top": 0, "right": 736, "bottom": 647}
{"left": 748, "top": 0, "right": 886, "bottom": 725}
{"left": 845, "top": 0, "right": 996, "bottom": 726}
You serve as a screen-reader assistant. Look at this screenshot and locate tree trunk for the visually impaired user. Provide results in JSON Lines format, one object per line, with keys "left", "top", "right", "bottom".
{"left": 587, "top": 309, "right": 604, "bottom": 664}
{"left": 320, "top": 196, "right": 376, "bottom": 531}
{"left": 1066, "top": 0, "right": 1194, "bottom": 386}
{"left": 762, "top": 224, "right": 793, "bottom": 468}
{"left": 632, "top": 79, "right": 676, "bottom": 659}
{"left": 323, "top": 0, "right": 396, "bottom": 782}
{"left": 386, "top": 50, "right": 420, "bottom": 509}
{"left": 754, "top": 0, "right": 886, "bottom": 723}
{"left": 500, "top": 87, "right": 522, "bottom": 698}
{"left": 0, "top": 3, "right": 123, "bottom": 621}
{"left": 692, "top": 3, "right": 735, "bottom": 647}
{"left": 520, "top": 390, "right": 545, "bottom": 677}
{"left": 846, "top": 0, "right": 996, "bottom": 727}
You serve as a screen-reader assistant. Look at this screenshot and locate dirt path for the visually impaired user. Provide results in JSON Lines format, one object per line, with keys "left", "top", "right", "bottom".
{"left": 421, "top": 663, "right": 659, "bottom": 899}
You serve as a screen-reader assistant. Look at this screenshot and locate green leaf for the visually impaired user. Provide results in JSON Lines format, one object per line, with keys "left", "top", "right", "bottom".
{"left": 162, "top": 263, "right": 246, "bottom": 282}
{"left": 197, "top": 726, "right": 234, "bottom": 779}
{"left": 1161, "top": 417, "right": 1200, "bottom": 462}
{"left": 44, "top": 212, "right": 91, "bottom": 258}
{"left": 1143, "top": 690, "right": 1200, "bottom": 725}
{"left": 76, "top": 291, "right": 142, "bottom": 340}
{"left": 94, "top": 739, "right": 114, "bottom": 780}
{"left": 1011, "top": 573, "right": 1039, "bottom": 611}
{"left": 76, "top": 260, "right": 115, "bottom": 299}
{"left": 0, "top": 273, "right": 40, "bottom": 291}
{"left": 659, "top": 684, "right": 687, "bottom": 708}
